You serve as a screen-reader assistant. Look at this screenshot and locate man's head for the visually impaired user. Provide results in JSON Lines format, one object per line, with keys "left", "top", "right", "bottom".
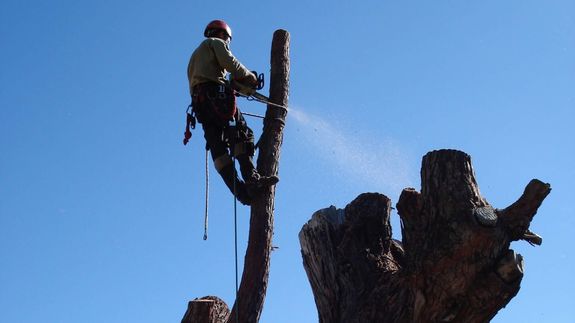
{"left": 204, "top": 20, "right": 232, "bottom": 43}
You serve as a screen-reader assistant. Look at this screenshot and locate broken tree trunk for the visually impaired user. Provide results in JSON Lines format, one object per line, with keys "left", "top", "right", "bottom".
{"left": 182, "top": 29, "right": 290, "bottom": 323}
{"left": 299, "top": 149, "right": 550, "bottom": 323}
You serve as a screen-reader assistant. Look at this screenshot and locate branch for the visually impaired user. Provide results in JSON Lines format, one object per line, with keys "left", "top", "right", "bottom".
{"left": 499, "top": 179, "right": 551, "bottom": 241}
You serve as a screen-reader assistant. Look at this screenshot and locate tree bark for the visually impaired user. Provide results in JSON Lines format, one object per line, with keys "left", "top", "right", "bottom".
{"left": 182, "top": 29, "right": 289, "bottom": 323}
{"left": 300, "top": 149, "right": 550, "bottom": 323}
{"left": 182, "top": 297, "right": 229, "bottom": 323}
{"left": 227, "top": 28, "right": 290, "bottom": 323}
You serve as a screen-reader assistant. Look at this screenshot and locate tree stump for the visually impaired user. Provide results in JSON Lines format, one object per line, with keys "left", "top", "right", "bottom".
{"left": 181, "top": 296, "right": 230, "bottom": 323}
{"left": 299, "top": 149, "right": 551, "bottom": 322}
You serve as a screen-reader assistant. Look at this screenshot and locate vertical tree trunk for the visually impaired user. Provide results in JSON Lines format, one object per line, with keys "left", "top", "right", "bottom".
{"left": 300, "top": 149, "right": 550, "bottom": 322}
{"left": 227, "top": 29, "right": 290, "bottom": 323}
{"left": 182, "top": 30, "right": 290, "bottom": 323}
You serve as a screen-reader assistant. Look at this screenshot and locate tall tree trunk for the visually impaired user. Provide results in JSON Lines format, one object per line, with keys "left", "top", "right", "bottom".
{"left": 227, "top": 29, "right": 290, "bottom": 323}
{"left": 182, "top": 29, "right": 290, "bottom": 323}
{"left": 299, "top": 149, "right": 550, "bottom": 322}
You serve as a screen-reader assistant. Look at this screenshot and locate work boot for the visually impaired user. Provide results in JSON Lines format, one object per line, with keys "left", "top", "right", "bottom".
{"left": 245, "top": 174, "right": 280, "bottom": 197}
{"left": 236, "top": 154, "right": 279, "bottom": 192}
{"left": 251, "top": 174, "right": 280, "bottom": 188}
{"left": 235, "top": 187, "right": 253, "bottom": 206}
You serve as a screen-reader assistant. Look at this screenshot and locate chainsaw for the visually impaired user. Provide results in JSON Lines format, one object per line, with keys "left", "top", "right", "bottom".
{"left": 230, "top": 71, "right": 288, "bottom": 111}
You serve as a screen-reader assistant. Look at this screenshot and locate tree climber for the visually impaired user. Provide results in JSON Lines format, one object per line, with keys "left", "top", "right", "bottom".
{"left": 187, "top": 20, "right": 279, "bottom": 206}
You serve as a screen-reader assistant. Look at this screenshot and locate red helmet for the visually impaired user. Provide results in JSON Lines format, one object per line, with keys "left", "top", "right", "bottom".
{"left": 204, "top": 20, "right": 232, "bottom": 39}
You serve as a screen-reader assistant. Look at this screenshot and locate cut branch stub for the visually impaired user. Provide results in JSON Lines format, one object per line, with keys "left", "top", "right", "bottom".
{"left": 181, "top": 296, "right": 229, "bottom": 323}
{"left": 498, "top": 179, "right": 551, "bottom": 241}
{"left": 300, "top": 149, "right": 551, "bottom": 322}
{"left": 421, "top": 149, "right": 486, "bottom": 209}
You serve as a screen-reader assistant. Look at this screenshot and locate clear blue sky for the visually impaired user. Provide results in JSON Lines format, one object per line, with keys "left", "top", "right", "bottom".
{"left": 1, "top": 1, "right": 573, "bottom": 322}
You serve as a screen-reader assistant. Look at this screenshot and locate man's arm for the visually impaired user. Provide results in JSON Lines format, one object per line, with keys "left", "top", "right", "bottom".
{"left": 211, "top": 38, "right": 256, "bottom": 84}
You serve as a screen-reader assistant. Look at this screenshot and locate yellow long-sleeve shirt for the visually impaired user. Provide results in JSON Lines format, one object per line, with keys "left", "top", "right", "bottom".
{"left": 187, "top": 37, "right": 253, "bottom": 95}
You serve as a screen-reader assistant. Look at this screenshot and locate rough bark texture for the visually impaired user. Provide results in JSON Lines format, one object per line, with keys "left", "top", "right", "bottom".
{"left": 300, "top": 149, "right": 551, "bottom": 323}
{"left": 227, "top": 28, "right": 289, "bottom": 323}
{"left": 181, "top": 297, "right": 230, "bottom": 323}
{"left": 182, "top": 30, "right": 289, "bottom": 323}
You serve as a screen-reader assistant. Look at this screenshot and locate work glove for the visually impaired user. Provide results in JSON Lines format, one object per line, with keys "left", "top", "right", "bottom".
{"left": 237, "top": 72, "right": 258, "bottom": 88}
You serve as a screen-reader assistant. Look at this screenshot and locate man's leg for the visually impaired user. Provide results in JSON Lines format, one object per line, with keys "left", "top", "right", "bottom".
{"left": 232, "top": 112, "right": 279, "bottom": 188}
{"left": 202, "top": 122, "right": 252, "bottom": 205}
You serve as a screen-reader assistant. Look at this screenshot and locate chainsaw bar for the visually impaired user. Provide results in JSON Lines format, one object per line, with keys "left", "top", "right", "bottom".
{"left": 249, "top": 93, "right": 289, "bottom": 111}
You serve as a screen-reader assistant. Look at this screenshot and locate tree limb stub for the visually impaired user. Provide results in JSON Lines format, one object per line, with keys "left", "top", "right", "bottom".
{"left": 181, "top": 296, "right": 229, "bottom": 323}
{"left": 300, "top": 149, "right": 551, "bottom": 322}
{"left": 499, "top": 179, "right": 551, "bottom": 241}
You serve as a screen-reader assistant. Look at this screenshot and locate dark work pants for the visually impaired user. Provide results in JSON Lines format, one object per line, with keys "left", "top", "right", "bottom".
{"left": 193, "top": 85, "right": 257, "bottom": 203}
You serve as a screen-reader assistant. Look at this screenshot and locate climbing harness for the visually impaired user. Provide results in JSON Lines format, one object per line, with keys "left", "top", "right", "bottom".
{"left": 183, "top": 72, "right": 287, "bottom": 144}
